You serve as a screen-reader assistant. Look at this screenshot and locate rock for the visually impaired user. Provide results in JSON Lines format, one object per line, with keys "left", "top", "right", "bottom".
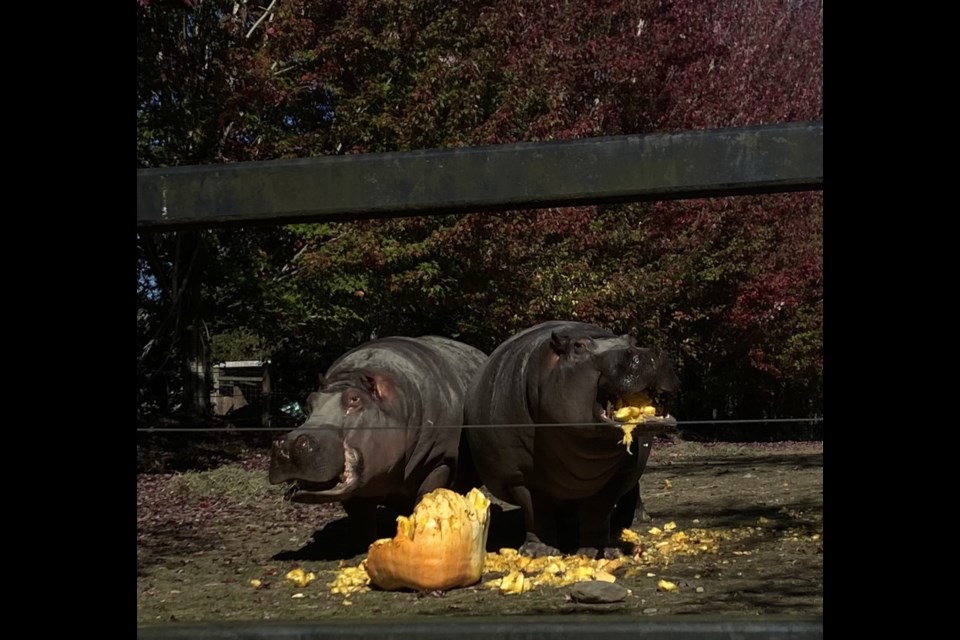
{"left": 567, "top": 580, "right": 628, "bottom": 604}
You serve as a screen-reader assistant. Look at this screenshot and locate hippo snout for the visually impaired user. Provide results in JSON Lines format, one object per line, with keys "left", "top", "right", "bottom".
{"left": 654, "top": 354, "right": 680, "bottom": 395}
{"left": 268, "top": 427, "right": 346, "bottom": 486}
{"left": 655, "top": 378, "right": 679, "bottom": 395}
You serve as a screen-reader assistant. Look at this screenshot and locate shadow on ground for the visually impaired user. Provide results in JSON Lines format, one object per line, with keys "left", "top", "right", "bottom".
{"left": 271, "top": 504, "right": 528, "bottom": 561}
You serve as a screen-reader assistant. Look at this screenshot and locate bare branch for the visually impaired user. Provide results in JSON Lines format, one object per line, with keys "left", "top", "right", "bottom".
{"left": 245, "top": 0, "right": 278, "bottom": 40}
{"left": 273, "top": 234, "right": 344, "bottom": 282}
{"left": 279, "top": 242, "right": 312, "bottom": 275}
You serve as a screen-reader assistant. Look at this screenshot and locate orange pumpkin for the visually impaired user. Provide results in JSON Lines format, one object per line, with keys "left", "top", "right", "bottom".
{"left": 365, "top": 487, "right": 491, "bottom": 591}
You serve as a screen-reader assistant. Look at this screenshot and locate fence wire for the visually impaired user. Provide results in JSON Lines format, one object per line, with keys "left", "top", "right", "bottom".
{"left": 136, "top": 417, "right": 822, "bottom": 433}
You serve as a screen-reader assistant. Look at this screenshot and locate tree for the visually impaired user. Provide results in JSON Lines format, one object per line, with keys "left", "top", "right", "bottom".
{"left": 137, "top": 0, "right": 824, "bottom": 425}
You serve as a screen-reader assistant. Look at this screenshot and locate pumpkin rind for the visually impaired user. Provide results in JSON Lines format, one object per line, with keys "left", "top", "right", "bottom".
{"left": 365, "top": 487, "right": 491, "bottom": 591}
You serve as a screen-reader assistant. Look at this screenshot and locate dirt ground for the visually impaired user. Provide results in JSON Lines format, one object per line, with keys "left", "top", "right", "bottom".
{"left": 136, "top": 438, "right": 822, "bottom": 625}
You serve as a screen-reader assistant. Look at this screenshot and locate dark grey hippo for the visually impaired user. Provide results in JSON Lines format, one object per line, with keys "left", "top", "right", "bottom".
{"left": 269, "top": 336, "right": 487, "bottom": 545}
{"left": 463, "top": 321, "right": 679, "bottom": 559}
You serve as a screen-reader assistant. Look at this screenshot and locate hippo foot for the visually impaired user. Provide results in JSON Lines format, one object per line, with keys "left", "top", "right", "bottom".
{"left": 602, "top": 546, "right": 626, "bottom": 560}
{"left": 519, "top": 540, "right": 563, "bottom": 558}
{"left": 576, "top": 546, "right": 625, "bottom": 560}
{"left": 638, "top": 508, "right": 653, "bottom": 523}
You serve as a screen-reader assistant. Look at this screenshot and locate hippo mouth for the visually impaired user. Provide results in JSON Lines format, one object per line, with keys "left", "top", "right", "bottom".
{"left": 285, "top": 444, "right": 361, "bottom": 504}
{"left": 594, "top": 388, "right": 673, "bottom": 423}
{"left": 594, "top": 388, "right": 623, "bottom": 423}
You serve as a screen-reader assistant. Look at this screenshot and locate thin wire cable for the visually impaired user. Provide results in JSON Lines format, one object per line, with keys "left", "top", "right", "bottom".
{"left": 136, "top": 417, "right": 823, "bottom": 433}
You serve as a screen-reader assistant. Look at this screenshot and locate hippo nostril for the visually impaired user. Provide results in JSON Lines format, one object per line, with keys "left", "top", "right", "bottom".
{"left": 271, "top": 438, "right": 288, "bottom": 456}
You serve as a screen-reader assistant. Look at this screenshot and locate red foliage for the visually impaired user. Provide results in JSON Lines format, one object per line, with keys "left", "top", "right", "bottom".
{"left": 138, "top": 0, "right": 823, "bottom": 420}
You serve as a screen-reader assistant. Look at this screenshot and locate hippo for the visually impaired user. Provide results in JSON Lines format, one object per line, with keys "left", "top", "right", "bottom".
{"left": 463, "top": 321, "right": 679, "bottom": 559}
{"left": 269, "top": 335, "right": 487, "bottom": 546}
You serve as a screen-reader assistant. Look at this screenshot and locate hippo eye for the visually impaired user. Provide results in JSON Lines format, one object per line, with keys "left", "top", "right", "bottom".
{"left": 346, "top": 393, "right": 360, "bottom": 413}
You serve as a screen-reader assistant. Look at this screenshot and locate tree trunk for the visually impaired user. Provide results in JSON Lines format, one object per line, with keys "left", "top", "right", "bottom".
{"left": 179, "top": 232, "right": 210, "bottom": 419}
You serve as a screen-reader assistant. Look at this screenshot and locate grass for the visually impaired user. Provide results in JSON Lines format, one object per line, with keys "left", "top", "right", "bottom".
{"left": 168, "top": 464, "right": 282, "bottom": 502}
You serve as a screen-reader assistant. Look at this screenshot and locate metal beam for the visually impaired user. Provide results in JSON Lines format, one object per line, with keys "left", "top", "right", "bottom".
{"left": 137, "top": 616, "right": 823, "bottom": 640}
{"left": 137, "top": 121, "right": 822, "bottom": 230}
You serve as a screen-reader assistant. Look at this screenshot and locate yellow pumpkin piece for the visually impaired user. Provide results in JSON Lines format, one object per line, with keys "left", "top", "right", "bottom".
{"left": 285, "top": 568, "right": 305, "bottom": 583}
{"left": 250, "top": 579, "right": 262, "bottom": 588}
{"left": 619, "top": 423, "right": 637, "bottom": 454}
{"left": 531, "top": 572, "right": 563, "bottom": 587}
{"left": 613, "top": 392, "right": 661, "bottom": 454}
{"left": 328, "top": 565, "right": 371, "bottom": 596}
{"left": 595, "top": 570, "right": 617, "bottom": 583}
{"left": 663, "top": 522, "right": 678, "bottom": 531}
{"left": 572, "top": 566, "right": 596, "bottom": 582}
{"left": 620, "top": 528, "right": 641, "bottom": 545}
{"left": 657, "top": 579, "right": 679, "bottom": 592}
{"left": 624, "top": 391, "right": 652, "bottom": 407}
{"left": 599, "top": 558, "right": 625, "bottom": 573}
{"left": 364, "top": 487, "right": 491, "bottom": 591}
{"left": 285, "top": 568, "right": 317, "bottom": 588}
{"left": 499, "top": 571, "right": 529, "bottom": 595}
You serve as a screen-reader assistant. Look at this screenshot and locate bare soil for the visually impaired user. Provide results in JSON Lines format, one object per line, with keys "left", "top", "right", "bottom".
{"left": 136, "top": 439, "right": 822, "bottom": 625}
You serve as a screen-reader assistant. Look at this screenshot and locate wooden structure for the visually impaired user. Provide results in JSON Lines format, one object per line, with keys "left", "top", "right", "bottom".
{"left": 210, "top": 360, "right": 271, "bottom": 426}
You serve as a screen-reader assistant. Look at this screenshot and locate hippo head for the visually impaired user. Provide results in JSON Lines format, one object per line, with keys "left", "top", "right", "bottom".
{"left": 268, "top": 369, "right": 406, "bottom": 503}
{"left": 539, "top": 329, "right": 679, "bottom": 429}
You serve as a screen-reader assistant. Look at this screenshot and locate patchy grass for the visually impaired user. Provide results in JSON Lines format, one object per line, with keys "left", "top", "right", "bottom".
{"left": 168, "top": 464, "right": 283, "bottom": 502}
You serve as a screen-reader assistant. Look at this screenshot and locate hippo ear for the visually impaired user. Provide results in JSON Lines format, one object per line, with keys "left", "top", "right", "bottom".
{"left": 360, "top": 373, "right": 392, "bottom": 401}
{"left": 549, "top": 331, "right": 570, "bottom": 355}
{"left": 318, "top": 374, "right": 329, "bottom": 391}
{"left": 304, "top": 391, "right": 320, "bottom": 415}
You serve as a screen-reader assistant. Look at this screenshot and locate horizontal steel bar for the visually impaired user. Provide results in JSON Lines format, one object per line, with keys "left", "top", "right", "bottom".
{"left": 137, "top": 616, "right": 823, "bottom": 640}
{"left": 137, "top": 122, "right": 822, "bottom": 230}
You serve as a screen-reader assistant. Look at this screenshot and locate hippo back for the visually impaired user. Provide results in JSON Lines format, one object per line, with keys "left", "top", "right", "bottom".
{"left": 331, "top": 335, "right": 485, "bottom": 429}
{"left": 464, "top": 321, "right": 616, "bottom": 427}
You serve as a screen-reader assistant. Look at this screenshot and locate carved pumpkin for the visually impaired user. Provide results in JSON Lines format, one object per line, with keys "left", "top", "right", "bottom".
{"left": 365, "top": 487, "right": 491, "bottom": 591}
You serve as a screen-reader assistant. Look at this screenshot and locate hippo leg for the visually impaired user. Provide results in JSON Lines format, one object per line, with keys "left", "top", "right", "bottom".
{"left": 635, "top": 438, "right": 654, "bottom": 522}
{"left": 610, "top": 485, "right": 651, "bottom": 533}
{"left": 415, "top": 464, "right": 454, "bottom": 503}
{"left": 610, "top": 440, "right": 655, "bottom": 532}
{"left": 510, "top": 485, "right": 562, "bottom": 558}
{"left": 575, "top": 502, "right": 617, "bottom": 559}
{"left": 577, "top": 480, "right": 640, "bottom": 559}
{"left": 610, "top": 484, "right": 641, "bottom": 532}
